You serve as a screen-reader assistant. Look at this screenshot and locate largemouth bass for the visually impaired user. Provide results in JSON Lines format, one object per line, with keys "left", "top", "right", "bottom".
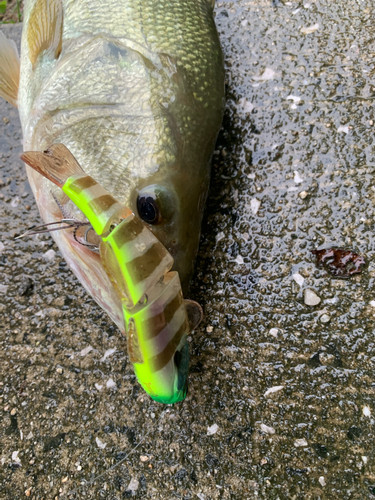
{"left": 0, "top": 0, "right": 224, "bottom": 401}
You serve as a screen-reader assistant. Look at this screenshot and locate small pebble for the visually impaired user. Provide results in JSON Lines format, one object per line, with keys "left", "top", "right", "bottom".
{"left": 62, "top": 477, "right": 68, "bottom": 483}
{"left": 10, "top": 408, "right": 17, "bottom": 416}
{"left": 207, "top": 424, "right": 219, "bottom": 436}
{"left": 235, "top": 255, "right": 244, "bottom": 264}
{"left": 264, "top": 385, "right": 284, "bottom": 396}
{"left": 260, "top": 423, "right": 275, "bottom": 434}
{"left": 77, "top": 465, "right": 82, "bottom": 471}
{"left": 140, "top": 455, "right": 149, "bottom": 462}
{"left": 95, "top": 383, "right": 103, "bottom": 391}
{"left": 269, "top": 328, "right": 279, "bottom": 337}
{"left": 320, "top": 313, "right": 330, "bottom": 323}
{"left": 370, "top": 300, "right": 375, "bottom": 307}
{"left": 337, "top": 125, "right": 349, "bottom": 134}
{"left": 294, "top": 171, "right": 304, "bottom": 184}
{"left": 95, "top": 437, "right": 106, "bottom": 449}
{"left": 292, "top": 273, "right": 304, "bottom": 287}
{"left": 80, "top": 345, "right": 94, "bottom": 356}
{"left": 362, "top": 456, "right": 368, "bottom": 464}
{"left": 25, "top": 488, "right": 32, "bottom": 497}
{"left": 0, "top": 241, "right": 4, "bottom": 254}
{"left": 2, "top": 117, "right": 9, "bottom": 124}
{"left": 0, "top": 284, "right": 8, "bottom": 294}
{"left": 127, "top": 478, "right": 139, "bottom": 492}
{"left": 319, "top": 476, "right": 326, "bottom": 486}
{"left": 11, "top": 197, "right": 20, "bottom": 208}
{"left": 287, "top": 95, "right": 301, "bottom": 109}
{"left": 299, "top": 191, "right": 308, "bottom": 199}
{"left": 363, "top": 406, "right": 371, "bottom": 417}
{"left": 294, "top": 438, "right": 308, "bottom": 447}
{"left": 56, "top": 367, "right": 63, "bottom": 374}
{"left": 106, "top": 378, "right": 116, "bottom": 389}
{"left": 206, "top": 325, "right": 213, "bottom": 333}
{"left": 43, "top": 249, "right": 56, "bottom": 262}
{"left": 11, "top": 451, "right": 20, "bottom": 463}
{"left": 100, "top": 348, "right": 116, "bottom": 362}
{"left": 250, "top": 198, "right": 261, "bottom": 215}
{"left": 304, "top": 289, "right": 321, "bottom": 306}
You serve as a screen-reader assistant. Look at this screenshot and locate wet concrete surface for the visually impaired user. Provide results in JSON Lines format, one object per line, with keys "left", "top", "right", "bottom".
{"left": 2, "top": 1, "right": 375, "bottom": 498}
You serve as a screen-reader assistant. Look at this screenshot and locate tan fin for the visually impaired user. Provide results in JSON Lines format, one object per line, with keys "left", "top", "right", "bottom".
{"left": 184, "top": 299, "right": 203, "bottom": 332}
{"left": 0, "top": 32, "right": 20, "bottom": 107}
{"left": 27, "top": 0, "right": 63, "bottom": 68}
{"left": 21, "top": 144, "right": 84, "bottom": 188}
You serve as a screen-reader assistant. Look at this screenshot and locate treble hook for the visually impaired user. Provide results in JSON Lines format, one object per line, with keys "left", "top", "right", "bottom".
{"left": 72, "top": 225, "right": 100, "bottom": 252}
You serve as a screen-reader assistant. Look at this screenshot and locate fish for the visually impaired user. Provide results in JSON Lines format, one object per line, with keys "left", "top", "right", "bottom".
{"left": 0, "top": 0, "right": 225, "bottom": 400}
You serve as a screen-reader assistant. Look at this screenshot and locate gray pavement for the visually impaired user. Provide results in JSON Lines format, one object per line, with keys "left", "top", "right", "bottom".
{"left": 2, "top": 1, "right": 375, "bottom": 498}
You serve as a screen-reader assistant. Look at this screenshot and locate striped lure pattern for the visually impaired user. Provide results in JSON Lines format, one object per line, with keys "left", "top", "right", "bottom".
{"left": 62, "top": 173, "right": 190, "bottom": 404}
{"left": 63, "top": 174, "right": 130, "bottom": 236}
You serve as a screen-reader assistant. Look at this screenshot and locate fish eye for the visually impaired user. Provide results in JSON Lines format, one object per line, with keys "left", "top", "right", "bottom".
{"left": 137, "top": 194, "right": 160, "bottom": 225}
{"left": 136, "top": 185, "right": 175, "bottom": 225}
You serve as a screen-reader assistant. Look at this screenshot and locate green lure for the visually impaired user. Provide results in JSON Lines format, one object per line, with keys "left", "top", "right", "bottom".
{"left": 22, "top": 145, "right": 197, "bottom": 404}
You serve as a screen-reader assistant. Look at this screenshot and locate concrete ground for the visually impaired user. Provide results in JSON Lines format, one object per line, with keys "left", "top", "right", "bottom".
{"left": 1, "top": 1, "right": 375, "bottom": 498}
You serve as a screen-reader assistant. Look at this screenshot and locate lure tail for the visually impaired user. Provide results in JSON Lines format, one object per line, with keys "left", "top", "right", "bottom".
{"left": 21, "top": 144, "right": 84, "bottom": 188}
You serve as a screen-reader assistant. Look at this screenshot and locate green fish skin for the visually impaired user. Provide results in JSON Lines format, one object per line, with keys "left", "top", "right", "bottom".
{"left": 17, "top": 0, "right": 225, "bottom": 331}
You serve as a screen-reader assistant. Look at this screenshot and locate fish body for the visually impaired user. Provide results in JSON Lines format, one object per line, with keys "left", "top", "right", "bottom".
{"left": 0, "top": 0, "right": 224, "bottom": 400}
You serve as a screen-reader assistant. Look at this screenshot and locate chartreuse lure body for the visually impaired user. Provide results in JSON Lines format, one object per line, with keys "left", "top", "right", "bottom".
{"left": 21, "top": 144, "right": 193, "bottom": 404}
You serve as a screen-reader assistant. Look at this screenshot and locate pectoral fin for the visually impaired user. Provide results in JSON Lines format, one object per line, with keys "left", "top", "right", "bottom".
{"left": 0, "top": 32, "right": 20, "bottom": 108}
{"left": 27, "top": 0, "right": 63, "bottom": 68}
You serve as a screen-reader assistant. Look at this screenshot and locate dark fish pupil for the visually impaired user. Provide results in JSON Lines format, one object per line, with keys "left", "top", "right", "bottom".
{"left": 137, "top": 195, "right": 159, "bottom": 224}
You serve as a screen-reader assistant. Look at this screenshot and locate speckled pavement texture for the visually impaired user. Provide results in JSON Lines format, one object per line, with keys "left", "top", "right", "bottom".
{"left": 2, "top": 1, "right": 375, "bottom": 498}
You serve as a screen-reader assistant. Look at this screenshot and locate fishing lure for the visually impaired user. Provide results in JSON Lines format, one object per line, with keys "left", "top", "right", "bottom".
{"left": 21, "top": 144, "right": 201, "bottom": 404}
